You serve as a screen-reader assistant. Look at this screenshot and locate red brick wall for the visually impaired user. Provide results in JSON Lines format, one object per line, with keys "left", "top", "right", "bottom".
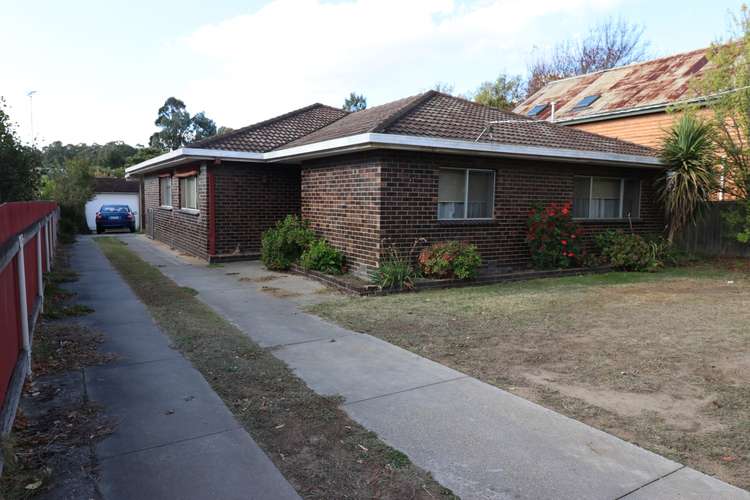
{"left": 379, "top": 151, "right": 663, "bottom": 270}
{"left": 300, "top": 154, "right": 382, "bottom": 274}
{"left": 142, "top": 150, "right": 664, "bottom": 271}
{"left": 143, "top": 163, "right": 210, "bottom": 259}
{"left": 213, "top": 163, "right": 300, "bottom": 257}
{"left": 301, "top": 151, "right": 664, "bottom": 273}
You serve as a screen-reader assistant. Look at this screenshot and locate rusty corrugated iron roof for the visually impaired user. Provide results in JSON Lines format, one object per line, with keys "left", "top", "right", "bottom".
{"left": 513, "top": 47, "right": 711, "bottom": 123}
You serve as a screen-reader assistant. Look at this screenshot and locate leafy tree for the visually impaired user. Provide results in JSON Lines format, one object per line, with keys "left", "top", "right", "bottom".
{"left": 691, "top": 5, "right": 750, "bottom": 243}
{"left": 124, "top": 146, "right": 163, "bottom": 168}
{"left": 657, "top": 114, "right": 718, "bottom": 243}
{"left": 471, "top": 74, "right": 525, "bottom": 110}
{"left": 40, "top": 157, "right": 94, "bottom": 238}
{"left": 432, "top": 82, "right": 455, "bottom": 95}
{"left": 42, "top": 140, "right": 138, "bottom": 178}
{"left": 216, "top": 126, "right": 234, "bottom": 136}
{"left": 526, "top": 18, "right": 649, "bottom": 96}
{"left": 97, "top": 141, "right": 137, "bottom": 171}
{"left": 149, "top": 97, "right": 217, "bottom": 151}
{"left": 342, "top": 93, "right": 367, "bottom": 112}
{"left": 0, "top": 98, "right": 41, "bottom": 202}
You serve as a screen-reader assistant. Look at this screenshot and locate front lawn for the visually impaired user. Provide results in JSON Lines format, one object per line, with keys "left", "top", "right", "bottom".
{"left": 309, "top": 260, "right": 750, "bottom": 490}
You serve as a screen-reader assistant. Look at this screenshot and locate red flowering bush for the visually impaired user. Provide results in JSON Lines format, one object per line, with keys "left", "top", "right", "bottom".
{"left": 418, "top": 241, "right": 482, "bottom": 280}
{"left": 526, "top": 201, "right": 584, "bottom": 269}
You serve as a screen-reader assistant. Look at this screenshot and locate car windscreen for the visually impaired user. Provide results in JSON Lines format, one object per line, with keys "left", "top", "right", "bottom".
{"left": 100, "top": 206, "right": 130, "bottom": 213}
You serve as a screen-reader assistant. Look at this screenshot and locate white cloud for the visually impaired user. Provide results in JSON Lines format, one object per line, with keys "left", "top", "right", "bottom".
{"left": 1, "top": 0, "right": 621, "bottom": 146}
{"left": 182, "top": 0, "right": 620, "bottom": 129}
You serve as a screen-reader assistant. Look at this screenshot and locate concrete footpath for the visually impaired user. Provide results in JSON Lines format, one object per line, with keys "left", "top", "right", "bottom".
{"left": 121, "top": 234, "right": 748, "bottom": 500}
{"left": 66, "top": 238, "right": 300, "bottom": 500}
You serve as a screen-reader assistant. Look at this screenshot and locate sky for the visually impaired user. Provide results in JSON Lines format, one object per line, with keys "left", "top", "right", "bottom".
{"left": 1, "top": 0, "right": 744, "bottom": 147}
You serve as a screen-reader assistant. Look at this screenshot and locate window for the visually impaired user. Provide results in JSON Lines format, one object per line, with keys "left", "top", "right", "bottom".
{"left": 573, "top": 176, "right": 641, "bottom": 220}
{"left": 527, "top": 103, "right": 548, "bottom": 117}
{"left": 438, "top": 168, "right": 494, "bottom": 220}
{"left": 573, "top": 95, "right": 600, "bottom": 109}
{"left": 159, "top": 177, "right": 172, "bottom": 207}
{"left": 179, "top": 175, "right": 198, "bottom": 210}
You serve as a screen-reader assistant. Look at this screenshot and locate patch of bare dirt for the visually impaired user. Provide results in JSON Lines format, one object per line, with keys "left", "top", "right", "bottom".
{"left": 523, "top": 370, "right": 723, "bottom": 433}
{"left": 260, "top": 285, "right": 302, "bottom": 299}
{"left": 32, "top": 323, "right": 117, "bottom": 376}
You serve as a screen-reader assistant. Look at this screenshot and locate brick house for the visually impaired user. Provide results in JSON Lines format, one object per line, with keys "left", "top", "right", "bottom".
{"left": 126, "top": 91, "right": 665, "bottom": 275}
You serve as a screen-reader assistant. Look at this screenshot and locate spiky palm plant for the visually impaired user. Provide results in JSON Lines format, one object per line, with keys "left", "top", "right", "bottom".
{"left": 658, "top": 114, "right": 719, "bottom": 243}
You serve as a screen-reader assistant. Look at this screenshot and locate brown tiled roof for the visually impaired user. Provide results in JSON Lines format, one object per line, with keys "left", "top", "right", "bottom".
{"left": 281, "top": 93, "right": 431, "bottom": 147}
{"left": 513, "top": 47, "right": 711, "bottom": 122}
{"left": 188, "top": 103, "right": 348, "bottom": 152}
{"left": 283, "top": 91, "right": 655, "bottom": 157}
{"left": 94, "top": 177, "right": 140, "bottom": 193}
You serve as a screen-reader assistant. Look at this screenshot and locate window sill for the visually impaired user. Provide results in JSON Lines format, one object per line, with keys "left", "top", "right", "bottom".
{"left": 179, "top": 208, "right": 200, "bottom": 215}
{"left": 437, "top": 218, "right": 495, "bottom": 226}
{"left": 158, "top": 205, "right": 173, "bottom": 211}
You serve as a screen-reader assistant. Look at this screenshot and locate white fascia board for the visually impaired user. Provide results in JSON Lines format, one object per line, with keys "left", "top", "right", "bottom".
{"left": 267, "top": 133, "right": 662, "bottom": 168}
{"left": 124, "top": 148, "right": 264, "bottom": 177}
{"left": 125, "top": 132, "right": 662, "bottom": 176}
{"left": 366, "top": 133, "right": 663, "bottom": 168}
{"left": 263, "top": 134, "right": 374, "bottom": 161}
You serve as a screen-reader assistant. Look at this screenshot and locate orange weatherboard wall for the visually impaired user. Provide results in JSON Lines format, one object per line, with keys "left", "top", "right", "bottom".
{"left": 570, "top": 112, "right": 679, "bottom": 150}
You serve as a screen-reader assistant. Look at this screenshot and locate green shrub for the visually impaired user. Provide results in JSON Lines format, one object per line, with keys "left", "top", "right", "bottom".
{"left": 260, "top": 215, "right": 316, "bottom": 270}
{"left": 526, "top": 202, "right": 584, "bottom": 269}
{"left": 370, "top": 245, "right": 418, "bottom": 290}
{"left": 417, "top": 241, "right": 482, "bottom": 280}
{"left": 643, "top": 234, "right": 690, "bottom": 267}
{"left": 594, "top": 230, "right": 662, "bottom": 272}
{"left": 300, "top": 239, "right": 345, "bottom": 274}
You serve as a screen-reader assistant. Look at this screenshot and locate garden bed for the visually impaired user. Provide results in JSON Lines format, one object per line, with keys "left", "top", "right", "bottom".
{"left": 290, "top": 263, "right": 613, "bottom": 295}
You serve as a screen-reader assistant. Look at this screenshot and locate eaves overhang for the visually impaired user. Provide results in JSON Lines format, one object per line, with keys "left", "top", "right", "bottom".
{"left": 125, "top": 134, "right": 663, "bottom": 177}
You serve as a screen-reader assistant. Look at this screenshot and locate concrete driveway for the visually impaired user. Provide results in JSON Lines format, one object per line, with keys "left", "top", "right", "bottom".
{"left": 120, "top": 234, "right": 749, "bottom": 500}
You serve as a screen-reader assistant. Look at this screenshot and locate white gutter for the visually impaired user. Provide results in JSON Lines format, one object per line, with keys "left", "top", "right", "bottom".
{"left": 125, "top": 148, "right": 264, "bottom": 177}
{"left": 126, "top": 133, "right": 662, "bottom": 177}
{"left": 266, "top": 133, "right": 662, "bottom": 168}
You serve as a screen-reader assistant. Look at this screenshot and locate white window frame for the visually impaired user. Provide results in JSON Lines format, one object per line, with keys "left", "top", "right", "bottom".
{"left": 573, "top": 175, "right": 641, "bottom": 220}
{"left": 159, "top": 176, "right": 172, "bottom": 208}
{"left": 437, "top": 167, "right": 496, "bottom": 221}
{"left": 179, "top": 175, "right": 199, "bottom": 212}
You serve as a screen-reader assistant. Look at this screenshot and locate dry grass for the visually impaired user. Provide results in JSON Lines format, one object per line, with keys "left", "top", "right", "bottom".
{"left": 96, "top": 237, "right": 456, "bottom": 500}
{"left": 309, "top": 260, "right": 750, "bottom": 491}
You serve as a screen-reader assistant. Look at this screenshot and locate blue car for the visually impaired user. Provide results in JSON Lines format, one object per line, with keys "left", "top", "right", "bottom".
{"left": 95, "top": 204, "right": 136, "bottom": 234}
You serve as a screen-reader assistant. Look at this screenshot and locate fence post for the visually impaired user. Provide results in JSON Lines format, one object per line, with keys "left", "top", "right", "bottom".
{"left": 45, "top": 217, "right": 51, "bottom": 271}
{"left": 49, "top": 213, "right": 55, "bottom": 267}
{"left": 16, "top": 234, "right": 31, "bottom": 375}
{"left": 36, "top": 225, "right": 44, "bottom": 313}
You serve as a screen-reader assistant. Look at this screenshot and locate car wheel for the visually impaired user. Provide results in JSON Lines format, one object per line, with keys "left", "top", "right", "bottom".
{"left": 96, "top": 226, "right": 104, "bottom": 234}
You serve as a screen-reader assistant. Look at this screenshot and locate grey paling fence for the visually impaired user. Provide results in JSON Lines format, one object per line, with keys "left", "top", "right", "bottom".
{"left": 676, "top": 201, "right": 750, "bottom": 257}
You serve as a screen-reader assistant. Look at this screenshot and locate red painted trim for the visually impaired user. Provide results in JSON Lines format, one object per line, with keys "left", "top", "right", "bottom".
{"left": 157, "top": 172, "right": 171, "bottom": 178}
{"left": 207, "top": 168, "right": 216, "bottom": 256}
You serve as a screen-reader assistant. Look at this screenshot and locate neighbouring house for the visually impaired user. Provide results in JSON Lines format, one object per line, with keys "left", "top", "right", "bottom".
{"left": 85, "top": 177, "right": 141, "bottom": 231}
{"left": 125, "top": 91, "right": 665, "bottom": 275}
{"left": 513, "top": 48, "right": 712, "bottom": 150}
